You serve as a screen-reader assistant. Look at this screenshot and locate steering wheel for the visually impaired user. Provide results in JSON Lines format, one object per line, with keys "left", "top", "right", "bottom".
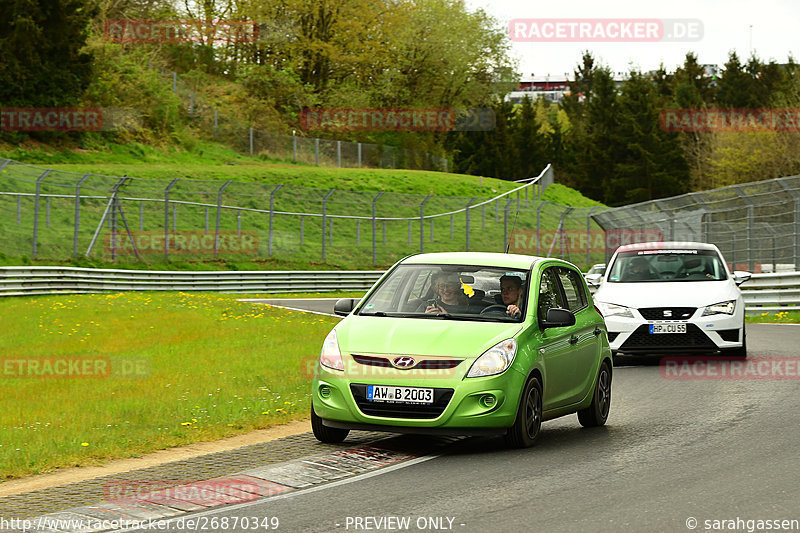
{"left": 480, "top": 304, "right": 510, "bottom": 316}
{"left": 659, "top": 270, "right": 676, "bottom": 280}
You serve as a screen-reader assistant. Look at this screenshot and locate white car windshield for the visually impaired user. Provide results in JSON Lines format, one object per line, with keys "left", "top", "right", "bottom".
{"left": 357, "top": 264, "right": 528, "bottom": 321}
{"left": 607, "top": 250, "right": 728, "bottom": 283}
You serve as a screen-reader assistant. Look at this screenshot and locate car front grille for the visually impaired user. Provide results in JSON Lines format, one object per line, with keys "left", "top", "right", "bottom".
{"left": 349, "top": 384, "right": 454, "bottom": 419}
{"left": 351, "top": 354, "right": 463, "bottom": 370}
{"left": 639, "top": 307, "right": 697, "bottom": 320}
{"left": 620, "top": 323, "right": 716, "bottom": 351}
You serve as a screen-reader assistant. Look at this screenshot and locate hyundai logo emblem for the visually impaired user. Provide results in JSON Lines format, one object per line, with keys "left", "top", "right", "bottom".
{"left": 392, "top": 356, "right": 416, "bottom": 369}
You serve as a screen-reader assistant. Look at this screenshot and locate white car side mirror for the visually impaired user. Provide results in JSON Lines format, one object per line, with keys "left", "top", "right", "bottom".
{"left": 732, "top": 271, "right": 752, "bottom": 285}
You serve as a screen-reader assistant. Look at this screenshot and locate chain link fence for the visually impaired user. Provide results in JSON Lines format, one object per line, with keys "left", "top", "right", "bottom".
{"left": 4, "top": 158, "right": 797, "bottom": 272}
{"left": 0, "top": 159, "right": 574, "bottom": 267}
{"left": 592, "top": 175, "right": 800, "bottom": 272}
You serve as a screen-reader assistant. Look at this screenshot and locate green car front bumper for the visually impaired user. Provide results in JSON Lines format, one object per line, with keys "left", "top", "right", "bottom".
{"left": 312, "top": 363, "right": 528, "bottom": 436}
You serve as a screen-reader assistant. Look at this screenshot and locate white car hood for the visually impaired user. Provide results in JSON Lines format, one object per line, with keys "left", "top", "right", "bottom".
{"left": 594, "top": 280, "right": 740, "bottom": 309}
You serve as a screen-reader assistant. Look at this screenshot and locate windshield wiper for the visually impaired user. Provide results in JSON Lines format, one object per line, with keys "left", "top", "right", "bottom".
{"left": 359, "top": 311, "right": 388, "bottom": 317}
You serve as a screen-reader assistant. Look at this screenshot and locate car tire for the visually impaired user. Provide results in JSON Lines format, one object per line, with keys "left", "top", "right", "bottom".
{"left": 578, "top": 361, "right": 611, "bottom": 428}
{"left": 504, "top": 375, "right": 542, "bottom": 448}
{"left": 311, "top": 405, "right": 350, "bottom": 443}
{"left": 725, "top": 325, "right": 747, "bottom": 358}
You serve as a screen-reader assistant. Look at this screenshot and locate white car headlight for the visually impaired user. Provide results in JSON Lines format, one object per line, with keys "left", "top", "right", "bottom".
{"left": 467, "top": 339, "right": 517, "bottom": 378}
{"left": 319, "top": 329, "right": 344, "bottom": 371}
{"left": 702, "top": 300, "right": 736, "bottom": 316}
{"left": 595, "top": 302, "right": 634, "bottom": 318}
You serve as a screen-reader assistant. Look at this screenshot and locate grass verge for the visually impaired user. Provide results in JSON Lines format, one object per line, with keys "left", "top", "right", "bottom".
{"left": 746, "top": 310, "right": 800, "bottom": 323}
{"left": 0, "top": 292, "right": 342, "bottom": 480}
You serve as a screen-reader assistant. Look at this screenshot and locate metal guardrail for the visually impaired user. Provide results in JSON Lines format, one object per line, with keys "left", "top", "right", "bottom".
{"left": 1, "top": 267, "right": 798, "bottom": 314}
{"left": 0, "top": 266, "right": 384, "bottom": 296}
{"left": 740, "top": 272, "right": 800, "bottom": 312}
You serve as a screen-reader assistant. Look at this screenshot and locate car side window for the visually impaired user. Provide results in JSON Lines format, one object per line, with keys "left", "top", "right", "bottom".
{"left": 538, "top": 268, "right": 566, "bottom": 320}
{"left": 557, "top": 267, "right": 588, "bottom": 312}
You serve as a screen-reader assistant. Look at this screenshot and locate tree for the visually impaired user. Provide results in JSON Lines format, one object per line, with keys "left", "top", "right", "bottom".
{"left": 716, "top": 51, "right": 752, "bottom": 108}
{"left": 511, "top": 96, "right": 546, "bottom": 179}
{"left": 0, "top": 0, "right": 96, "bottom": 106}
{"left": 611, "top": 71, "right": 689, "bottom": 204}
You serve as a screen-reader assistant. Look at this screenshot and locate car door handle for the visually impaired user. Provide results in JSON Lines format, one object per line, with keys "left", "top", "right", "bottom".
{"left": 569, "top": 335, "right": 579, "bottom": 344}
{"left": 593, "top": 327, "right": 602, "bottom": 336}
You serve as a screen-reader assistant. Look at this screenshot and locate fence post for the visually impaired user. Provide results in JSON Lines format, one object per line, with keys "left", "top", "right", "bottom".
{"left": 214, "top": 181, "right": 232, "bottom": 259}
{"left": 46, "top": 197, "right": 50, "bottom": 228}
{"left": 450, "top": 215, "right": 454, "bottom": 238}
{"left": 300, "top": 215, "right": 304, "bottom": 245}
{"left": 205, "top": 208, "right": 209, "bottom": 233}
{"left": 269, "top": 184, "right": 283, "bottom": 257}
{"left": 32, "top": 169, "right": 51, "bottom": 259}
{"left": 337, "top": 141, "right": 341, "bottom": 167}
{"left": 420, "top": 194, "right": 432, "bottom": 252}
{"left": 586, "top": 206, "right": 599, "bottom": 266}
{"left": 315, "top": 138, "right": 320, "bottom": 166}
{"left": 173, "top": 203, "right": 177, "bottom": 231}
{"left": 465, "top": 197, "right": 476, "bottom": 251}
{"left": 358, "top": 143, "right": 362, "bottom": 168}
{"left": 17, "top": 197, "right": 21, "bottom": 225}
{"left": 139, "top": 201, "right": 144, "bottom": 232}
{"left": 322, "top": 189, "right": 335, "bottom": 261}
{"left": 292, "top": 132, "right": 297, "bottom": 161}
{"left": 249, "top": 128, "right": 254, "bottom": 156}
{"left": 163, "top": 179, "right": 179, "bottom": 261}
{"left": 357, "top": 219, "right": 361, "bottom": 245}
{"left": 536, "top": 201, "right": 550, "bottom": 255}
{"left": 503, "top": 198, "right": 513, "bottom": 252}
{"left": 372, "top": 192, "right": 384, "bottom": 265}
{"left": 237, "top": 211, "right": 241, "bottom": 236}
{"left": 407, "top": 220, "right": 411, "bottom": 245}
{"left": 777, "top": 178, "right": 800, "bottom": 271}
{"left": 732, "top": 186, "right": 756, "bottom": 271}
{"left": 383, "top": 221, "right": 387, "bottom": 244}
{"left": 72, "top": 173, "right": 91, "bottom": 257}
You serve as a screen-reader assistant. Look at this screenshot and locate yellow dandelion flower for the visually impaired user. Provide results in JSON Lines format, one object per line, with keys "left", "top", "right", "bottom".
{"left": 81, "top": 442, "right": 89, "bottom": 447}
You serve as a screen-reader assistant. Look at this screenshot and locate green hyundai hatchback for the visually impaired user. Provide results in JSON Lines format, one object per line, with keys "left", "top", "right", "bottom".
{"left": 311, "top": 252, "right": 612, "bottom": 448}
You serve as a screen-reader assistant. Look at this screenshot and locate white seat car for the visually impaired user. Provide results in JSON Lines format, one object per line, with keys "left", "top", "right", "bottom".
{"left": 592, "top": 242, "right": 750, "bottom": 357}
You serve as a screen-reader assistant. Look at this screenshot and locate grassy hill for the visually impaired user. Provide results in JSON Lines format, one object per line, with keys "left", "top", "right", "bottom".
{"left": 0, "top": 141, "right": 607, "bottom": 270}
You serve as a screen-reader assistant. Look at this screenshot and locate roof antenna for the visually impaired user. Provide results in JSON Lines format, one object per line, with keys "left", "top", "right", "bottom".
{"left": 505, "top": 202, "right": 520, "bottom": 254}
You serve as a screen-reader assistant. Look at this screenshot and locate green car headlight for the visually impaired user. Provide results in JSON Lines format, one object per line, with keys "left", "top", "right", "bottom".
{"left": 702, "top": 300, "right": 736, "bottom": 316}
{"left": 467, "top": 339, "right": 517, "bottom": 378}
{"left": 596, "top": 302, "right": 634, "bottom": 318}
{"left": 319, "top": 329, "right": 344, "bottom": 371}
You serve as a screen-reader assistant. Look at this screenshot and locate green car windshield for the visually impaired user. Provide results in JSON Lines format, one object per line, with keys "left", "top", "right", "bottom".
{"left": 357, "top": 264, "right": 528, "bottom": 321}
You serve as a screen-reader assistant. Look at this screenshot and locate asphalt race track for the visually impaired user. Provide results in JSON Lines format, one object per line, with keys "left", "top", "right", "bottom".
{"left": 125, "top": 310, "right": 800, "bottom": 533}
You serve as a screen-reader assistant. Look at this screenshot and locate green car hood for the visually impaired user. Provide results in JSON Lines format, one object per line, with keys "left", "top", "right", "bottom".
{"left": 335, "top": 316, "right": 523, "bottom": 359}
